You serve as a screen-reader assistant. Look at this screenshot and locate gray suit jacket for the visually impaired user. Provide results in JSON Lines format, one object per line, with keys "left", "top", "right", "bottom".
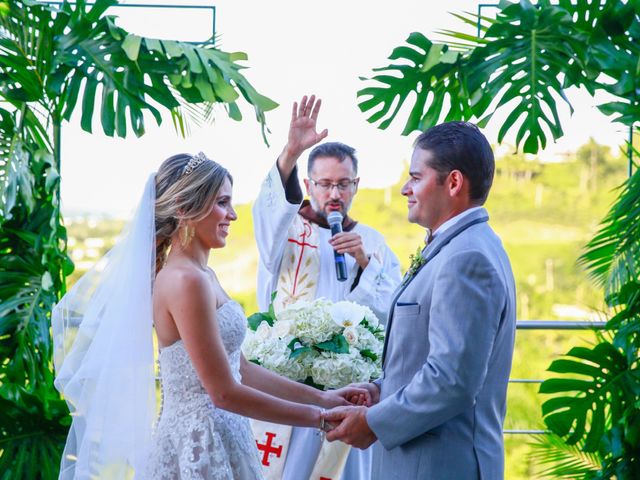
{"left": 367, "top": 208, "right": 516, "bottom": 480}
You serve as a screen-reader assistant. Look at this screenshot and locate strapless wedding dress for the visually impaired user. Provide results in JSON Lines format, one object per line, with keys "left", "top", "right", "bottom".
{"left": 145, "top": 301, "right": 263, "bottom": 479}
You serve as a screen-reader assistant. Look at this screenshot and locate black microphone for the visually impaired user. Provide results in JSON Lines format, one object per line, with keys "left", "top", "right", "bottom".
{"left": 327, "top": 211, "right": 348, "bottom": 282}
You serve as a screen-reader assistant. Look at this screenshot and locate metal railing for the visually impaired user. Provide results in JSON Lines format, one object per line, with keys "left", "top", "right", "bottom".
{"left": 42, "top": 1, "right": 216, "bottom": 45}
{"left": 505, "top": 319, "right": 607, "bottom": 435}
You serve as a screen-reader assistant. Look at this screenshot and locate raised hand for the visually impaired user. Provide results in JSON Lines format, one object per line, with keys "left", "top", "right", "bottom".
{"left": 278, "top": 95, "right": 329, "bottom": 179}
{"left": 288, "top": 95, "right": 328, "bottom": 157}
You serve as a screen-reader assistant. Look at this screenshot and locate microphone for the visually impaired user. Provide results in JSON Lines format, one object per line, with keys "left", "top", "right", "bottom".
{"left": 327, "top": 211, "right": 348, "bottom": 282}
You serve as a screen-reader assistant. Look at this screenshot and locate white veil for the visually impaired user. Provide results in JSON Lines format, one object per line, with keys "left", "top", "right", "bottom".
{"left": 52, "top": 174, "right": 157, "bottom": 479}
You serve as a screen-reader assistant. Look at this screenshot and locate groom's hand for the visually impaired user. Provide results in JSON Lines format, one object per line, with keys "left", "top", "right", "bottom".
{"left": 325, "top": 406, "right": 377, "bottom": 449}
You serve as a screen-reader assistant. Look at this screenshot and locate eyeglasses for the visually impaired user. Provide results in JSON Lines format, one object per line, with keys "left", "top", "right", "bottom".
{"left": 308, "top": 178, "right": 358, "bottom": 192}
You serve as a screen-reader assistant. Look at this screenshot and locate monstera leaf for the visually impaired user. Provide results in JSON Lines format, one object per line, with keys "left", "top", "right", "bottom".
{"left": 539, "top": 342, "right": 639, "bottom": 452}
{"left": 0, "top": 0, "right": 277, "bottom": 142}
{"left": 461, "top": 1, "right": 589, "bottom": 152}
{"left": 358, "top": 32, "right": 473, "bottom": 135}
{"left": 357, "top": 0, "right": 615, "bottom": 154}
{"left": 0, "top": 384, "right": 70, "bottom": 480}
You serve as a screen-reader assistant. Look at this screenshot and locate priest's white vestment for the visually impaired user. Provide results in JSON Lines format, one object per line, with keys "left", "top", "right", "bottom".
{"left": 251, "top": 163, "right": 402, "bottom": 480}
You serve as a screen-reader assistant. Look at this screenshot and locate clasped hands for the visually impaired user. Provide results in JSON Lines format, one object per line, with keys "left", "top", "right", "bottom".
{"left": 319, "top": 382, "right": 380, "bottom": 449}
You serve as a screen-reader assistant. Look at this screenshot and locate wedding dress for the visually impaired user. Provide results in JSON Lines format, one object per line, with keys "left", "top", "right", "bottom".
{"left": 146, "top": 300, "right": 264, "bottom": 480}
{"left": 53, "top": 174, "right": 264, "bottom": 479}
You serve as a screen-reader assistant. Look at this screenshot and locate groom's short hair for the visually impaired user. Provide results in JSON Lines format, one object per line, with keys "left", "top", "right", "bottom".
{"left": 414, "top": 121, "right": 494, "bottom": 204}
{"left": 307, "top": 142, "right": 358, "bottom": 175}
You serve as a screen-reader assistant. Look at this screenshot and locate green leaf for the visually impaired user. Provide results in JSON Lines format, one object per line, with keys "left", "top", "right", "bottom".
{"left": 528, "top": 433, "right": 601, "bottom": 479}
{"left": 540, "top": 340, "right": 632, "bottom": 451}
{"left": 80, "top": 76, "right": 98, "bottom": 133}
{"left": 302, "top": 376, "right": 325, "bottom": 390}
{"left": 286, "top": 337, "right": 301, "bottom": 351}
{"left": 100, "top": 83, "right": 116, "bottom": 136}
{"left": 290, "top": 346, "right": 312, "bottom": 359}
{"left": 122, "top": 34, "right": 142, "bottom": 61}
{"left": 247, "top": 312, "right": 273, "bottom": 330}
{"left": 315, "top": 334, "right": 349, "bottom": 354}
{"left": 268, "top": 292, "right": 277, "bottom": 320}
{"left": 358, "top": 32, "right": 472, "bottom": 135}
{"left": 115, "top": 91, "right": 129, "bottom": 138}
{"left": 360, "top": 349, "right": 378, "bottom": 361}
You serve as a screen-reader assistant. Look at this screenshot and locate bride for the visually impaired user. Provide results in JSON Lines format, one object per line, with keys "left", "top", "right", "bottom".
{"left": 52, "top": 152, "right": 368, "bottom": 479}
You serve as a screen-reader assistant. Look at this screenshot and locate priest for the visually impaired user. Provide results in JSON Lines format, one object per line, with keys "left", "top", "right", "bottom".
{"left": 252, "top": 95, "right": 402, "bottom": 480}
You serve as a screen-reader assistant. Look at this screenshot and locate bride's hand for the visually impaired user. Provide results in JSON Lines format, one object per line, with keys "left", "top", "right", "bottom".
{"left": 320, "top": 386, "right": 372, "bottom": 408}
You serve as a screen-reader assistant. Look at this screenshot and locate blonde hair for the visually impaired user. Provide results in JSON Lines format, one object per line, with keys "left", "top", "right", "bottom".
{"left": 154, "top": 153, "right": 232, "bottom": 273}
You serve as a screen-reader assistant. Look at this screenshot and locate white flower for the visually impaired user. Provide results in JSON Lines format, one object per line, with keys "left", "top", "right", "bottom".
{"left": 245, "top": 298, "right": 385, "bottom": 388}
{"left": 343, "top": 326, "right": 359, "bottom": 345}
{"left": 273, "top": 320, "right": 293, "bottom": 338}
{"left": 330, "top": 301, "right": 366, "bottom": 328}
{"left": 311, "top": 353, "right": 375, "bottom": 389}
{"left": 255, "top": 321, "right": 271, "bottom": 340}
{"left": 280, "top": 298, "right": 339, "bottom": 344}
{"left": 363, "top": 306, "right": 381, "bottom": 328}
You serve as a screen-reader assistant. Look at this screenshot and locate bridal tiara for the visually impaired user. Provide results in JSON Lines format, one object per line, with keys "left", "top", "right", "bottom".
{"left": 182, "top": 151, "right": 209, "bottom": 176}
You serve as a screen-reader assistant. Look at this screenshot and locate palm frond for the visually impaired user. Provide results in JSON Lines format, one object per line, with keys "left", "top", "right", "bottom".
{"left": 578, "top": 145, "right": 640, "bottom": 293}
{"left": 529, "top": 433, "right": 601, "bottom": 479}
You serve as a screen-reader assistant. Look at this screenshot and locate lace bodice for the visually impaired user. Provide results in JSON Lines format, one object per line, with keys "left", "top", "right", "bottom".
{"left": 146, "top": 301, "right": 263, "bottom": 480}
{"left": 158, "top": 301, "right": 246, "bottom": 412}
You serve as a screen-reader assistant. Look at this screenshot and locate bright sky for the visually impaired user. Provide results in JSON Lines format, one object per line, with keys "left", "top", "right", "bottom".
{"left": 60, "top": 0, "right": 628, "bottom": 217}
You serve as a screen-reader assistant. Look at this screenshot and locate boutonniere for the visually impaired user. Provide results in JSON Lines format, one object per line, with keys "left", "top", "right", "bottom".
{"left": 403, "top": 246, "right": 426, "bottom": 283}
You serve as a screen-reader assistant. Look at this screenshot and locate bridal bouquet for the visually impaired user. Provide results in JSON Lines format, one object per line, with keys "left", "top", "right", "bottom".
{"left": 243, "top": 298, "right": 385, "bottom": 390}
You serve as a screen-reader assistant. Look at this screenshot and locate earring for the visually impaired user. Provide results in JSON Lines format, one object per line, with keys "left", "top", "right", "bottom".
{"left": 180, "top": 224, "right": 194, "bottom": 247}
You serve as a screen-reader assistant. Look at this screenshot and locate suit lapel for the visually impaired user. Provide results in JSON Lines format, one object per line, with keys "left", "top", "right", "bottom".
{"left": 381, "top": 209, "right": 490, "bottom": 367}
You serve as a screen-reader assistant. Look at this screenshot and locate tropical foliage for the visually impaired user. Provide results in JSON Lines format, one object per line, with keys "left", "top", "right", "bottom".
{"left": 358, "top": 0, "right": 640, "bottom": 478}
{"left": 537, "top": 162, "right": 640, "bottom": 478}
{"left": 358, "top": 0, "right": 639, "bottom": 155}
{"left": 0, "top": 0, "right": 275, "bottom": 477}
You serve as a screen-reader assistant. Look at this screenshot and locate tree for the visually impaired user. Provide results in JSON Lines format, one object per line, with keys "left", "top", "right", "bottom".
{"left": 0, "top": 0, "right": 276, "bottom": 477}
{"left": 357, "top": 0, "right": 640, "bottom": 478}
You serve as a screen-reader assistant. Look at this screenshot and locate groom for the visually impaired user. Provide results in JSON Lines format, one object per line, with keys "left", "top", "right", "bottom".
{"left": 325, "top": 121, "right": 517, "bottom": 479}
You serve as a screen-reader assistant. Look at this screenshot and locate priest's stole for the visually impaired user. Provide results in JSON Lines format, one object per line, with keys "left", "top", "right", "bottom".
{"left": 251, "top": 420, "right": 351, "bottom": 480}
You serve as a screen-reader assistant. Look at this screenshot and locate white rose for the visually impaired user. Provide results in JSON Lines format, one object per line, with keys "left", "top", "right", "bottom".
{"left": 343, "top": 326, "right": 359, "bottom": 345}
{"left": 330, "top": 301, "right": 366, "bottom": 328}
{"left": 256, "top": 321, "right": 271, "bottom": 340}
{"left": 273, "top": 320, "right": 293, "bottom": 338}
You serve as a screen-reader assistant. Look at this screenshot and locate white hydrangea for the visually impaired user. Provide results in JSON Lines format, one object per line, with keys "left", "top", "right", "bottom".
{"left": 362, "top": 306, "right": 381, "bottom": 328}
{"left": 279, "top": 298, "right": 340, "bottom": 344}
{"left": 273, "top": 319, "right": 294, "bottom": 339}
{"left": 245, "top": 298, "right": 385, "bottom": 388}
{"left": 311, "top": 352, "right": 376, "bottom": 389}
{"left": 354, "top": 325, "right": 382, "bottom": 356}
{"left": 243, "top": 334, "right": 286, "bottom": 364}
{"left": 255, "top": 321, "right": 272, "bottom": 340}
{"left": 262, "top": 347, "right": 310, "bottom": 382}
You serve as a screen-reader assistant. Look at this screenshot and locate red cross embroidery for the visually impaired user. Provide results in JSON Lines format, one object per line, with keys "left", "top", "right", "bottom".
{"left": 256, "top": 432, "right": 283, "bottom": 467}
{"left": 287, "top": 220, "right": 317, "bottom": 295}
